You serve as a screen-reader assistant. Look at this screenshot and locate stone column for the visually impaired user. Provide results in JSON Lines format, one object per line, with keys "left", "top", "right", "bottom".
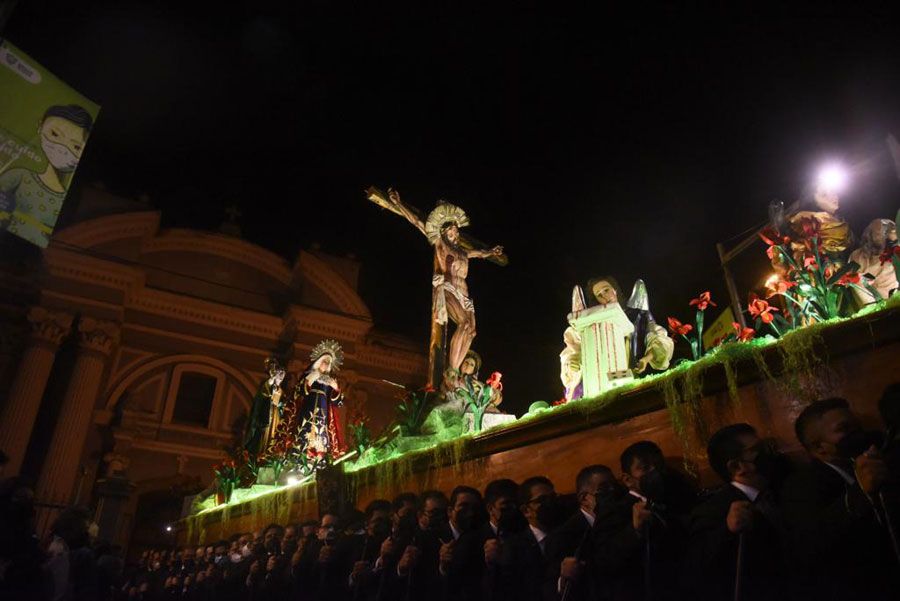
{"left": 35, "top": 317, "right": 119, "bottom": 535}
{"left": 93, "top": 453, "right": 135, "bottom": 547}
{"left": 0, "top": 307, "right": 73, "bottom": 475}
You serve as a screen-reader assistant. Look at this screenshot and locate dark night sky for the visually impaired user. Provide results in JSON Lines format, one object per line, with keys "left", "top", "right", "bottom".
{"left": 6, "top": 3, "right": 900, "bottom": 413}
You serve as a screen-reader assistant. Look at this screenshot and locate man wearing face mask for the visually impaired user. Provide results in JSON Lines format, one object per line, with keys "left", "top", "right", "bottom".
{"left": 782, "top": 397, "right": 898, "bottom": 600}
{"left": 686, "top": 424, "right": 786, "bottom": 601}
{"left": 438, "top": 485, "right": 484, "bottom": 600}
{"left": 544, "top": 465, "right": 617, "bottom": 601}
{"left": 587, "top": 442, "right": 692, "bottom": 601}
{"left": 342, "top": 499, "right": 392, "bottom": 601}
{"left": 367, "top": 493, "right": 420, "bottom": 601}
{"left": 476, "top": 479, "right": 521, "bottom": 600}
{"left": 290, "top": 514, "right": 339, "bottom": 601}
{"left": 382, "top": 490, "right": 448, "bottom": 601}
{"left": 494, "top": 476, "right": 563, "bottom": 601}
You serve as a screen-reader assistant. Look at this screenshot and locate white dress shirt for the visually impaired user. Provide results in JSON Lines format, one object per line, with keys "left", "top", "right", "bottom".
{"left": 731, "top": 481, "right": 761, "bottom": 502}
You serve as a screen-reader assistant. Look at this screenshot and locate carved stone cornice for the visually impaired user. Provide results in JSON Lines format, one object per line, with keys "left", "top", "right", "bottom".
{"left": 78, "top": 317, "right": 120, "bottom": 356}
{"left": 27, "top": 307, "right": 74, "bottom": 348}
{"left": 132, "top": 288, "right": 283, "bottom": 339}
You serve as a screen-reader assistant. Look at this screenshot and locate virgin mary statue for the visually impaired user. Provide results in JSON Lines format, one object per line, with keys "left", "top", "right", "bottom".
{"left": 296, "top": 339, "right": 346, "bottom": 460}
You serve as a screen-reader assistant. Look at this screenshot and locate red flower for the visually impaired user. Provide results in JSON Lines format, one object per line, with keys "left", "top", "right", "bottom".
{"left": 486, "top": 372, "right": 503, "bottom": 391}
{"left": 667, "top": 317, "right": 693, "bottom": 337}
{"left": 798, "top": 216, "right": 820, "bottom": 238}
{"left": 423, "top": 385, "right": 436, "bottom": 393}
{"left": 759, "top": 227, "right": 790, "bottom": 247}
{"left": 689, "top": 291, "right": 717, "bottom": 312}
{"left": 732, "top": 322, "right": 755, "bottom": 342}
{"left": 552, "top": 398, "right": 568, "bottom": 407}
{"left": 802, "top": 255, "right": 818, "bottom": 271}
{"left": 879, "top": 245, "right": 900, "bottom": 265}
{"left": 836, "top": 272, "right": 861, "bottom": 286}
{"left": 748, "top": 294, "right": 779, "bottom": 324}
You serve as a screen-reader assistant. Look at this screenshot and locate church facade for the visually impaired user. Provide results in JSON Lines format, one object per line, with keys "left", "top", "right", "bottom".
{"left": 0, "top": 192, "right": 425, "bottom": 553}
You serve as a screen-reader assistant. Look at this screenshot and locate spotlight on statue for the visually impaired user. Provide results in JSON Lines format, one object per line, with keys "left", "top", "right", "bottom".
{"left": 816, "top": 162, "right": 848, "bottom": 195}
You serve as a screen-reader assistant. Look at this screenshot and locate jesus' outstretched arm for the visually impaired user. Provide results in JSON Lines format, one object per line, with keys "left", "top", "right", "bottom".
{"left": 467, "top": 246, "right": 504, "bottom": 259}
{"left": 387, "top": 188, "right": 427, "bottom": 237}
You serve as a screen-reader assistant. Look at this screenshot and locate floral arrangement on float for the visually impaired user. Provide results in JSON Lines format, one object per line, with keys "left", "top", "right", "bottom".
{"left": 667, "top": 291, "right": 720, "bottom": 361}
{"left": 455, "top": 371, "right": 504, "bottom": 432}
{"left": 759, "top": 215, "right": 880, "bottom": 327}
{"left": 346, "top": 407, "right": 373, "bottom": 457}
{"left": 212, "top": 447, "right": 256, "bottom": 505}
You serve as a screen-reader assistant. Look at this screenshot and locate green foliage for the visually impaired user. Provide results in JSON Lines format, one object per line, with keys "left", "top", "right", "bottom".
{"left": 395, "top": 388, "right": 438, "bottom": 436}
{"left": 454, "top": 378, "right": 495, "bottom": 432}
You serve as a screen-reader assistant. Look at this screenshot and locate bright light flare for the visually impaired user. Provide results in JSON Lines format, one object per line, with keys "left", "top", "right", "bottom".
{"left": 287, "top": 476, "right": 299, "bottom": 486}
{"left": 816, "top": 163, "right": 848, "bottom": 195}
{"left": 165, "top": 525, "right": 173, "bottom": 532}
{"left": 765, "top": 273, "right": 780, "bottom": 289}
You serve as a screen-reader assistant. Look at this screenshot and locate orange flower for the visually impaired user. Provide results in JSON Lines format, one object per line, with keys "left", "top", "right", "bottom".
{"left": 689, "top": 291, "right": 717, "bottom": 312}
{"left": 732, "top": 322, "right": 755, "bottom": 342}
{"left": 748, "top": 294, "right": 779, "bottom": 324}
{"left": 667, "top": 317, "right": 693, "bottom": 337}
{"left": 766, "top": 278, "right": 796, "bottom": 297}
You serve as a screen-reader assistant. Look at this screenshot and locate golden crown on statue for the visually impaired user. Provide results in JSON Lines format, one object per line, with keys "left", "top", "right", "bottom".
{"left": 310, "top": 339, "right": 344, "bottom": 370}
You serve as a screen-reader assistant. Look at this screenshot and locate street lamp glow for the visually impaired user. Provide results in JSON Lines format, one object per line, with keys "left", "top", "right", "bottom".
{"left": 816, "top": 163, "right": 848, "bottom": 195}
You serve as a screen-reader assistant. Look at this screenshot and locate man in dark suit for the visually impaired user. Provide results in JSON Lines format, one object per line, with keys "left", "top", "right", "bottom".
{"left": 685, "top": 424, "right": 785, "bottom": 601}
{"left": 585, "top": 442, "right": 693, "bottom": 601}
{"left": 478, "top": 479, "right": 521, "bottom": 601}
{"left": 438, "top": 485, "right": 484, "bottom": 600}
{"left": 492, "top": 476, "right": 563, "bottom": 601}
{"left": 781, "top": 397, "right": 898, "bottom": 600}
{"left": 337, "top": 499, "right": 393, "bottom": 601}
{"left": 379, "top": 490, "right": 448, "bottom": 601}
{"left": 543, "top": 465, "right": 616, "bottom": 601}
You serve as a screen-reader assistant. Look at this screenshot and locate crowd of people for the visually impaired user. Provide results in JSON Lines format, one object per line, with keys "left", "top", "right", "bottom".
{"left": 2, "top": 393, "right": 899, "bottom": 601}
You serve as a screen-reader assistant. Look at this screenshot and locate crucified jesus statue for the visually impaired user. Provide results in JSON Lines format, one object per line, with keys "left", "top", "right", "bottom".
{"left": 367, "top": 187, "right": 506, "bottom": 384}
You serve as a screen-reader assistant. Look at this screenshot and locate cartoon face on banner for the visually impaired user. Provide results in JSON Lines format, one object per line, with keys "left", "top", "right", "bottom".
{"left": 0, "top": 40, "right": 100, "bottom": 248}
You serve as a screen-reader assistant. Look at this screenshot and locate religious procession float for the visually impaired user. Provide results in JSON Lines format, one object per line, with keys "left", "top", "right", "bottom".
{"left": 181, "top": 180, "right": 900, "bottom": 543}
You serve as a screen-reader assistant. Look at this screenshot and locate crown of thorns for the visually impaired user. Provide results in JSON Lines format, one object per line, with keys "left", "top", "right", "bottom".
{"left": 425, "top": 202, "right": 469, "bottom": 245}
{"left": 310, "top": 339, "right": 344, "bottom": 369}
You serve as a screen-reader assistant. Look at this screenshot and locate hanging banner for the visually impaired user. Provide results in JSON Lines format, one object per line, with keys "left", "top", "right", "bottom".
{"left": 0, "top": 40, "right": 100, "bottom": 248}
